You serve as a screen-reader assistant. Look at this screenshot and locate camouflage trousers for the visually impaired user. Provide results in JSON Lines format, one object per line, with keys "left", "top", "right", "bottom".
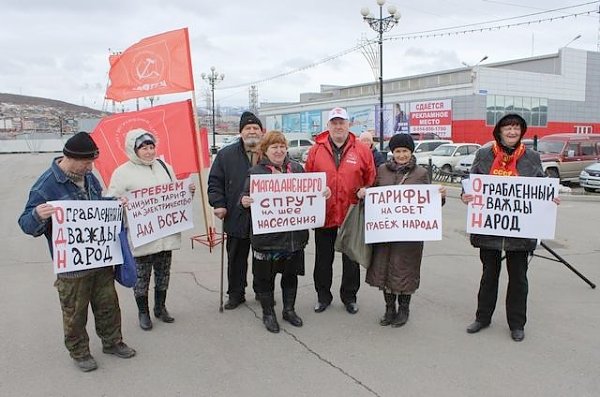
{"left": 54, "top": 267, "right": 123, "bottom": 359}
{"left": 133, "top": 251, "right": 172, "bottom": 298}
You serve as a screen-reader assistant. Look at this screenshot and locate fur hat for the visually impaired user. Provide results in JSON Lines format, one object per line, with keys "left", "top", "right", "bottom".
{"left": 388, "top": 133, "right": 415, "bottom": 153}
{"left": 239, "top": 111, "right": 263, "bottom": 132}
{"left": 63, "top": 131, "right": 99, "bottom": 159}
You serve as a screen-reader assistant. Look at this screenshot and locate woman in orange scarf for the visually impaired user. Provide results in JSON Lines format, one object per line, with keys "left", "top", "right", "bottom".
{"left": 461, "top": 114, "right": 560, "bottom": 342}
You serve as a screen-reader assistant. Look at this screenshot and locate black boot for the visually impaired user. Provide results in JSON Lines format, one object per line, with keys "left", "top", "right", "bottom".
{"left": 154, "top": 290, "right": 174, "bottom": 323}
{"left": 135, "top": 296, "right": 153, "bottom": 330}
{"left": 282, "top": 288, "right": 303, "bottom": 327}
{"left": 392, "top": 294, "right": 411, "bottom": 328}
{"left": 380, "top": 292, "right": 397, "bottom": 326}
{"left": 259, "top": 293, "right": 280, "bottom": 333}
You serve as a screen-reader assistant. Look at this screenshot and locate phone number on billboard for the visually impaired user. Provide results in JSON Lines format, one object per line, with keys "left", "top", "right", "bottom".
{"left": 411, "top": 126, "right": 450, "bottom": 132}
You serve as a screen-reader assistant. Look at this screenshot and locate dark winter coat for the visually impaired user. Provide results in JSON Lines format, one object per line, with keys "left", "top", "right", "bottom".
{"left": 243, "top": 157, "right": 309, "bottom": 254}
{"left": 371, "top": 147, "right": 386, "bottom": 168}
{"left": 366, "top": 158, "right": 436, "bottom": 294}
{"left": 207, "top": 139, "right": 253, "bottom": 238}
{"left": 468, "top": 146, "right": 545, "bottom": 252}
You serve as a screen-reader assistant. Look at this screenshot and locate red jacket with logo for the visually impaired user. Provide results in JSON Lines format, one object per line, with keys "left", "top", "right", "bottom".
{"left": 305, "top": 131, "right": 376, "bottom": 228}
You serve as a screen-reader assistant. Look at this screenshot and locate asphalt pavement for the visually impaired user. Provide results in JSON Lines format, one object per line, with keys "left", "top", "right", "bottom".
{"left": 1, "top": 152, "right": 599, "bottom": 397}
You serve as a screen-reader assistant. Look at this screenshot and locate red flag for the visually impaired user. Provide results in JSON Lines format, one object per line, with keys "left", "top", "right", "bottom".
{"left": 92, "top": 100, "right": 205, "bottom": 186}
{"left": 198, "top": 127, "right": 211, "bottom": 170}
{"left": 106, "top": 28, "right": 194, "bottom": 102}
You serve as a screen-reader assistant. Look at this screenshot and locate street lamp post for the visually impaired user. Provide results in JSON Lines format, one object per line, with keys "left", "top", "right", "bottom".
{"left": 462, "top": 55, "right": 488, "bottom": 94}
{"left": 361, "top": 0, "right": 401, "bottom": 152}
{"left": 562, "top": 34, "right": 582, "bottom": 48}
{"left": 201, "top": 66, "right": 225, "bottom": 154}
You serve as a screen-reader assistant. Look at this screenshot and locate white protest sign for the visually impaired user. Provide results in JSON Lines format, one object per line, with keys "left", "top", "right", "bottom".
{"left": 50, "top": 200, "right": 123, "bottom": 274}
{"left": 465, "top": 174, "right": 559, "bottom": 239}
{"left": 125, "top": 177, "right": 194, "bottom": 247}
{"left": 250, "top": 172, "right": 326, "bottom": 235}
{"left": 364, "top": 185, "right": 442, "bottom": 243}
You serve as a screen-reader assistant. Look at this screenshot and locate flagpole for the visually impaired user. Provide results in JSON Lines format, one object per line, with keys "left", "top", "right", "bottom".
{"left": 190, "top": 92, "right": 218, "bottom": 251}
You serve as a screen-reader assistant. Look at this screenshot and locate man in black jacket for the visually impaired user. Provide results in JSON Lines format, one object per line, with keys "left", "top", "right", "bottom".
{"left": 208, "top": 111, "right": 264, "bottom": 309}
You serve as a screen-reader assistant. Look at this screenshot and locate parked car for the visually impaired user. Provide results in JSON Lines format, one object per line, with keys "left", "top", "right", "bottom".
{"left": 537, "top": 133, "right": 600, "bottom": 181}
{"left": 410, "top": 132, "right": 442, "bottom": 141}
{"left": 301, "top": 148, "right": 310, "bottom": 163}
{"left": 455, "top": 139, "right": 536, "bottom": 174}
{"left": 214, "top": 135, "right": 239, "bottom": 151}
{"left": 455, "top": 155, "right": 476, "bottom": 174}
{"left": 287, "top": 138, "right": 315, "bottom": 161}
{"left": 386, "top": 138, "right": 453, "bottom": 160}
{"left": 417, "top": 143, "right": 481, "bottom": 173}
{"left": 579, "top": 162, "right": 600, "bottom": 192}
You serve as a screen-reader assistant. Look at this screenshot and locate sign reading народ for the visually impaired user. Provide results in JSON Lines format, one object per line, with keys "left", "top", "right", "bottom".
{"left": 50, "top": 200, "right": 123, "bottom": 274}
{"left": 465, "top": 174, "right": 559, "bottom": 239}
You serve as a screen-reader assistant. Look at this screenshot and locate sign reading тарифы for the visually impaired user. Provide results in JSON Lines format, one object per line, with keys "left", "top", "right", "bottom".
{"left": 364, "top": 185, "right": 443, "bottom": 243}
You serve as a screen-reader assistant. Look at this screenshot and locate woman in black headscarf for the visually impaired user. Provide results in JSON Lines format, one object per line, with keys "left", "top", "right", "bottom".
{"left": 461, "top": 114, "right": 560, "bottom": 342}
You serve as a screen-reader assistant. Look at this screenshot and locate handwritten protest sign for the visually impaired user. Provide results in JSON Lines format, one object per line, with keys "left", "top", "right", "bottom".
{"left": 50, "top": 200, "right": 123, "bottom": 274}
{"left": 364, "top": 185, "right": 442, "bottom": 243}
{"left": 124, "top": 177, "right": 194, "bottom": 247}
{"left": 250, "top": 172, "right": 326, "bottom": 235}
{"left": 466, "top": 174, "right": 558, "bottom": 239}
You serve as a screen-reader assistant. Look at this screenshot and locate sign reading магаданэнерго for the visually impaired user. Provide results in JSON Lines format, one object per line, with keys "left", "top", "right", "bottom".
{"left": 250, "top": 172, "right": 326, "bottom": 235}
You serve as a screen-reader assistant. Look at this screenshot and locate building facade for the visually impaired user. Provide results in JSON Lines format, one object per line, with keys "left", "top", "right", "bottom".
{"left": 259, "top": 48, "right": 600, "bottom": 144}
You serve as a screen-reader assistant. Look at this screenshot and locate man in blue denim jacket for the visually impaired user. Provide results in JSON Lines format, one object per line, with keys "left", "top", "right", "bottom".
{"left": 18, "top": 132, "right": 136, "bottom": 372}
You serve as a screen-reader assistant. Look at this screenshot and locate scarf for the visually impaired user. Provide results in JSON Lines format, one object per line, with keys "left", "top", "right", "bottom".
{"left": 385, "top": 155, "right": 417, "bottom": 184}
{"left": 262, "top": 158, "right": 292, "bottom": 174}
{"left": 385, "top": 155, "right": 416, "bottom": 173}
{"left": 490, "top": 142, "right": 526, "bottom": 176}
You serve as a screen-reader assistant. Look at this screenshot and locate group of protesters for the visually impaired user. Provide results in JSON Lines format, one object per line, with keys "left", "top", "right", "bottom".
{"left": 18, "top": 106, "right": 557, "bottom": 372}
{"left": 208, "top": 108, "right": 558, "bottom": 342}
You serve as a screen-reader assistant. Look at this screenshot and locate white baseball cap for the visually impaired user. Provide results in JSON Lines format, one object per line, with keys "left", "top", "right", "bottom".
{"left": 328, "top": 107, "right": 349, "bottom": 121}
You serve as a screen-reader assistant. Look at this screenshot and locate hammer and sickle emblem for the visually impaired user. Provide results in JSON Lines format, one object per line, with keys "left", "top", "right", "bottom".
{"left": 136, "top": 57, "right": 161, "bottom": 80}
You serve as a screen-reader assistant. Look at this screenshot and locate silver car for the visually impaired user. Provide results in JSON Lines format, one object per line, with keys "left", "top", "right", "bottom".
{"left": 287, "top": 138, "right": 315, "bottom": 161}
{"left": 417, "top": 143, "right": 481, "bottom": 173}
{"left": 387, "top": 139, "right": 453, "bottom": 161}
{"left": 579, "top": 162, "right": 600, "bottom": 192}
{"left": 455, "top": 154, "right": 475, "bottom": 174}
{"left": 454, "top": 139, "right": 536, "bottom": 174}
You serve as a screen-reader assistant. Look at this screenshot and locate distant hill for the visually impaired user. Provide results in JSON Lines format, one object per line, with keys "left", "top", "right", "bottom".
{"left": 0, "top": 93, "right": 110, "bottom": 134}
{"left": 0, "top": 93, "right": 107, "bottom": 117}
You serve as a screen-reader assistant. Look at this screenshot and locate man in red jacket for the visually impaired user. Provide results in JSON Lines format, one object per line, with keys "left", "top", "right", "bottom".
{"left": 304, "top": 107, "right": 376, "bottom": 314}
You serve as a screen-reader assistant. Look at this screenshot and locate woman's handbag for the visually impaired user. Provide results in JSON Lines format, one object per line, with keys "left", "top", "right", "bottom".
{"left": 115, "top": 225, "right": 137, "bottom": 288}
{"left": 334, "top": 200, "right": 372, "bottom": 269}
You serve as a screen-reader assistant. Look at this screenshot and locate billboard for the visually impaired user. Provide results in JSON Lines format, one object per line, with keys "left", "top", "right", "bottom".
{"left": 409, "top": 99, "right": 452, "bottom": 138}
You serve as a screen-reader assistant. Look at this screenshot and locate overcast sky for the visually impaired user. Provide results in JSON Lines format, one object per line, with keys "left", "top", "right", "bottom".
{"left": 1, "top": 0, "right": 598, "bottom": 112}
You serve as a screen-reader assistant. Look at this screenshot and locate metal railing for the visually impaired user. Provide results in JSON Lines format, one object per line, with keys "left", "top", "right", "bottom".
{"left": 424, "top": 159, "right": 467, "bottom": 184}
